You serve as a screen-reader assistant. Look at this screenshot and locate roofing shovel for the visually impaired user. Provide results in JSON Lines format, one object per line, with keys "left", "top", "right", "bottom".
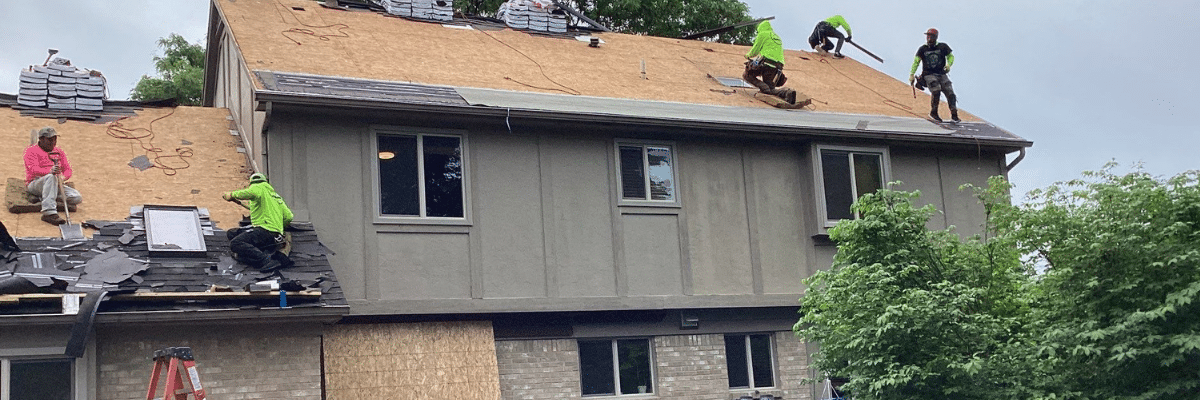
{"left": 51, "top": 157, "right": 84, "bottom": 240}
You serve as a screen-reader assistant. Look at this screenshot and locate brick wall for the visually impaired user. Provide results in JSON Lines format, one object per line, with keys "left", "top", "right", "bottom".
{"left": 654, "top": 334, "right": 729, "bottom": 400}
{"left": 496, "top": 339, "right": 581, "bottom": 400}
{"left": 96, "top": 322, "right": 323, "bottom": 400}
{"left": 495, "top": 332, "right": 812, "bottom": 400}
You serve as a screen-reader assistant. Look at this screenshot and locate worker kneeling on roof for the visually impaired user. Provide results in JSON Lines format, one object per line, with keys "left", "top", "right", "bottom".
{"left": 25, "top": 127, "right": 83, "bottom": 226}
{"left": 222, "top": 173, "right": 294, "bottom": 271}
{"left": 743, "top": 20, "right": 798, "bottom": 105}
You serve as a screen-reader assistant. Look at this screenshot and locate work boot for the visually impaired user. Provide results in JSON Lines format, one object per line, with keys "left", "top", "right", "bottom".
{"left": 259, "top": 259, "right": 284, "bottom": 273}
{"left": 786, "top": 90, "right": 797, "bottom": 105}
{"left": 41, "top": 213, "right": 66, "bottom": 225}
{"left": 929, "top": 110, "right": 943, "bottom": 122}
{"left": 951, "top": 110, "right": 961, "bottom": 122}
{"left": 832, "top": 52, "right": 845, "bottom": 59}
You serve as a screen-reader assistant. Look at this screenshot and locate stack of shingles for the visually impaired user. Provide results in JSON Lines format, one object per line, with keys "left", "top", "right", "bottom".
{"left": 499, "top": 0, "right": 566, "bottom": 33}
{"left": 383, "top": 0, "right": 453, "bottom": 22}
{"left": 15, "top": 61, "right": 105, "bottom": 112}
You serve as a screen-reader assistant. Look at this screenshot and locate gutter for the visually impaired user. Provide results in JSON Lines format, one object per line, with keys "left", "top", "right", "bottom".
{"left": 1005, "top": 147, "right": 1027, "bottom": 172}
{"left": 254, "top": 90, "right": 1033, "bottom": 150}
{"left": 0, "top": 305, "right": 349, "bottom": 327}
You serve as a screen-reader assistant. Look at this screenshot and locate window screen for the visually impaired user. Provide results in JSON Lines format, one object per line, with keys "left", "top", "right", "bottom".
{"left": 9, "top": 359, "right": 73, "bottom": 400}
{"left": 377, "top": 133, "right": 464, "bottom": 218}
{"left": 618, "top": 142, "right": 676, "bottom": 203}
{"left": 820, "top": 148, "right": 885, "bottom": 223}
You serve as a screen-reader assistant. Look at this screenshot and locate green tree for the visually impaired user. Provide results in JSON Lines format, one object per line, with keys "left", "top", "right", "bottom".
{"left": 998, "top": 165, "right": 1200, "bottom": 400}
{"left": 130, "top": 34, "right": 204, "bottom": 105}
{"left": 456, "top": 0, "right": 755, "bottom": 44}
{"left": 796, "top": 181, "right": 1031, "bottom": 400}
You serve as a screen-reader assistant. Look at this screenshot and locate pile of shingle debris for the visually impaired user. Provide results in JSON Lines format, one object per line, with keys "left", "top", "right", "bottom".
{"left": 0, "top": 212, "right": 345, "bottom": 315}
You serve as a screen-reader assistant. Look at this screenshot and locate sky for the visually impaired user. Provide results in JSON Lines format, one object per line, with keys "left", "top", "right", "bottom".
{"left": 2, "top": 0, "right": 1197, "bottom": 198}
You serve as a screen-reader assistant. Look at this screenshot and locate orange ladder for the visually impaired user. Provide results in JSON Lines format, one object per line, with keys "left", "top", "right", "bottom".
{"left": 144, "top": 347, "right": 208, "bottom": 400}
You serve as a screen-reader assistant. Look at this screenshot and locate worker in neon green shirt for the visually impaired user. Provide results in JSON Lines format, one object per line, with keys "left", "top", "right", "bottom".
{"left": 743, "top": 20, "right": 798, "bottom": 104}
{"left": 222, "top": 173, "right": 294, "bottom": 271}
{"left": 908, "top": 28, "right": 958, "bottom": 122}
{"left": 808, "top": 15, "right": 852, "bottom": 58}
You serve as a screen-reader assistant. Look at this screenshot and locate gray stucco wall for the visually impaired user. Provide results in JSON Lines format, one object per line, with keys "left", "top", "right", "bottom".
{"left": 260, "top": 105, "right": 1006, "bottom": 315}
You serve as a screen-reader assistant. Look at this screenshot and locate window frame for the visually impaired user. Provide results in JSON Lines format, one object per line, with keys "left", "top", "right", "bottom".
{"left": 724, "top": 333, "right": 777, "bottom": 390}
{"left": 578, "top": 338, "right": 656, "bottom": 397}
{"left": 613, "top": 140, "right": 681, "bottom": 208}
{"left": 370, "top": 126, "right": 471, "bottom": 225}
{"left": 812, "top": 144, "right": 891, "bottom": 230}
{"left": 1, "top": 348, "right": 91, "bottom": 400}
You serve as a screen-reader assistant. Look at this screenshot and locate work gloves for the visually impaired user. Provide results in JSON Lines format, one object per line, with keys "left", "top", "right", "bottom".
{"left": 944, "top": 65, "right": 951, "bottom": 73}
{"left": 846, "top": 35, "right": 852, "bottom": 41}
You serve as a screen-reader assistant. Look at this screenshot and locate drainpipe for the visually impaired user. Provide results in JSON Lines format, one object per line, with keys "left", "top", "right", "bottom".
{"left": 1004, "top": 148, "right": 1026, "bottom": 173}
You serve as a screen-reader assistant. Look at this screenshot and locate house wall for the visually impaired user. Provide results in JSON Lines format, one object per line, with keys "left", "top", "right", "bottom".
{"left": 95, "top": 322, "right": 323, "bottom": 400}
{"left": 261, "top": 105, "right": 1005, "bottom": 314}
{"left": 494, "top": 332, "right": 813, "bottom": 400}
{"left": 209, "top": 17, "right": 265, "bottom": 172}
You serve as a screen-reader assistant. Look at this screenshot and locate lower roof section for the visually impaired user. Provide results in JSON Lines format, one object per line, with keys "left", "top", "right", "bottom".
{"left": 254, "top": 70, "right": 1032, "bottom": 150}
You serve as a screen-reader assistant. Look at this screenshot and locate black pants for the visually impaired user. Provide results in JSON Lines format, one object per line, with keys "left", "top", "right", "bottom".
{"left": 807, "top": 21, "right": 845, "bottom": 53}
{"left": 743, "top": 60, "right": 785, "bottom": 96}
{"left": 230, "top": 226, "right": 283, "bottom": 268}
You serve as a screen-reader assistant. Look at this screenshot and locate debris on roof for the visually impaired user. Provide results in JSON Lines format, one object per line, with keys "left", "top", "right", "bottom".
{"left": 0, "top": 210, "right": 346, "bottom": 316}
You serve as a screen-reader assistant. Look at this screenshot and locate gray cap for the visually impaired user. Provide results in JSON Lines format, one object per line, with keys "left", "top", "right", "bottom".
{"left": 37, "top": 127, "right": 57, "bottom": 139}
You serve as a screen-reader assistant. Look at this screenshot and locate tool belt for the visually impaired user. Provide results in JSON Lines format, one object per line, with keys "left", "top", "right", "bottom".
{"left": 749, "top": 55, "right": 784, "bottom": 71}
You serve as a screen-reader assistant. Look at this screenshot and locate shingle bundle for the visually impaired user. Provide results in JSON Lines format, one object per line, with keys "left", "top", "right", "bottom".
{"left": 498, "top": 0, "right": 567, "bottom": 33}
{"left": 15, "top": 58, "right": 106, "bottom": 112}
{"left": 383, "top": 0, "right": 453, "bottom": 22}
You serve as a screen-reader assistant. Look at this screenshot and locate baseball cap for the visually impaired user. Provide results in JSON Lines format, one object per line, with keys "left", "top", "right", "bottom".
{"left": 37, "top": 127, "right": 57, "bottom": 139}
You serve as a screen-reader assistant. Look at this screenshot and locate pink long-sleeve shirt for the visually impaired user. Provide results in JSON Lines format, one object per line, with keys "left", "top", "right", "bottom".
{"left": 24, "top": 144, "right": 73, "bottom": 184}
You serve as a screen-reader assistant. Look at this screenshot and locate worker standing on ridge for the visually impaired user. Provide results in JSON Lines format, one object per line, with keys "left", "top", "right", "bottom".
{"left": 24, "top": 127, "right": 83, "bottom": 225}
{"left": 743, "top": 20, "right": 797, "bottom": 105}
{"left": 909, "top": 28, "right": 959, "bottom": 122}
{"left": 808, "top": 15, "right": 852, "bottom": 58}
{"left": 222, "top": 173, "right": 294, "bottom": 271}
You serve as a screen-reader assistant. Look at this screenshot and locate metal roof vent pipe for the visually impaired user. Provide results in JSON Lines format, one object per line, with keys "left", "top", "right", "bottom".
{"left": 589, "top": 37, "right": 600, "bottom": 47}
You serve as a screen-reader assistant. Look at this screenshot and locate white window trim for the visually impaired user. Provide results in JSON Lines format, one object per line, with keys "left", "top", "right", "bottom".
{"left": 1, "top": 345, "right": 93, "bottom": 400}
{"left": 727, "top": 333, "right": 778, "bottom": 390}
{"left": 370, "top": 126, "right": 472, "bottom": 225}
{"left": 580, "top": 338, "right": 656, "bottom": 397}
{"left": 614, "top": 139, "right": 681, "bottom": 208}
{"left": 813, "top": 145, "right": 891, "bottom": 231}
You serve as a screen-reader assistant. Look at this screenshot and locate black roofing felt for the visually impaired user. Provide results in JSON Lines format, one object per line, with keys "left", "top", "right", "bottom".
{"left": 0, "top": 219, "right": 346, "bottom": 316}
{"left": 256, "top": 71, "right": 469, "bottom": 106}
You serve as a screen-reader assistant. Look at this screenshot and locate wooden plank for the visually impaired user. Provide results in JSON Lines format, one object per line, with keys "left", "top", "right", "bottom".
{"left": 752, "top": 92, "right": 812, "bottom": 109}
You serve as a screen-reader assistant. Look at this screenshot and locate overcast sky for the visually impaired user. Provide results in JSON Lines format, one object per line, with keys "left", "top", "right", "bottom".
{"left": 2, "top": 0, "right": 1196, "bottom": 198}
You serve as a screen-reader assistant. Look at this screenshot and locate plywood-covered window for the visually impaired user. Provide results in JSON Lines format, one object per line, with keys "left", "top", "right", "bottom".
{"left": 814, "top": 145, "right": 890, "bottom": 228}
{"left": 373, "top": 128, "right": 468, "bottom": 222}
{"left": 579, "top": 338, "right": 654, "bottom": 396}
{"left": 615, "top": 140, "right": 678, "bottom": 206}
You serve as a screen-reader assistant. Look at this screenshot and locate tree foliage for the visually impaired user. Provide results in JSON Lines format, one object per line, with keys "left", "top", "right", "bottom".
{"left": 797, "top": 167, "right": 1200, "bottom": 400}
{"left": 455, "top": 0, "right": 755, "bottom": 44}
{"left": 130, "top": 34, "right": 204, "bottom": 105}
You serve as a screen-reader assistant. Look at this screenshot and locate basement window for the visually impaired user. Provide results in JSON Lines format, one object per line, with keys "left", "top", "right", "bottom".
{"left": 579, "top": 339, "right": 654, "bottom": 396}
{"left": 1, "top": 358, "right": 74, "bottom": 400}
{"left": 813, "top": 145, "right": 890, "bottom": 228}
{"left": 725, "top": 334, "right": 775, "bottom": 389}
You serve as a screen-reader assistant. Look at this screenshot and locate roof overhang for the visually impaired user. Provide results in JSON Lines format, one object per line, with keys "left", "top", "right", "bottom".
{"left": 0, "top": 305, "right": 349, "bottom": 327}
{"left": 253, "top": 70, "right": 1033, "bottom": 151}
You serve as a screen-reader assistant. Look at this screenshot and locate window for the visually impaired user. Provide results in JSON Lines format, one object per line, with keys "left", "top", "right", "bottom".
{"left": 725, "top": 334, "right": 774, "bottom": 389}
{"left": 616, "top": 141, "right": 677, "bottom": 204}
{"left": 1, "top": 358, "right": 74, "bottom": 400}
{"left": 814, "top": 146, "right": 889, "bottom": 227}
{"left": 374, "top": 130, "right": 466, "bottom": 220}
{"left": 579, "top": 339, "right": 653, "bottom": 396}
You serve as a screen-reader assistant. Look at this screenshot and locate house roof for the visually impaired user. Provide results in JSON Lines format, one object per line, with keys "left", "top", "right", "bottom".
{"left": 1, "top": 103, "right": 347, "bottom": 322}
{"left": 0, "top": 106, "right": 250, "bottom": 239}
{"left": 210, "top": 0, "right": 1031, "bottom": 148}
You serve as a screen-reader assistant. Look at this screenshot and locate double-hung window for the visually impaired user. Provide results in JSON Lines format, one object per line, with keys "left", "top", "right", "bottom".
{"left": 615, "top": 141, "right": 678, "bottom": 205}
{"left": 374, "top": 129, "right": 467, "bottom": 221}
{"left": 814, "top": 145, "right": 889, "bottom": 227}
{"left": 1, "top": 357, "right": 74, "bottom": 400}
{"left": 578, "top": 339, "right": 654, "bottom": 396}
{"left": 725, "top": 334, "right": 775, "bottom": 389}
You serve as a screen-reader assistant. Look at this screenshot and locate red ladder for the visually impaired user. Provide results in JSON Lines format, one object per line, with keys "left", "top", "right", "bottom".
{"left": 144, "top": 347, "right": 208, "bottom": 400}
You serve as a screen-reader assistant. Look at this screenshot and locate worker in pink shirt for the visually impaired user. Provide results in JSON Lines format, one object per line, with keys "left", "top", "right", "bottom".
{"left": 24, "top": 127, "right": 83, "bottom": 225}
